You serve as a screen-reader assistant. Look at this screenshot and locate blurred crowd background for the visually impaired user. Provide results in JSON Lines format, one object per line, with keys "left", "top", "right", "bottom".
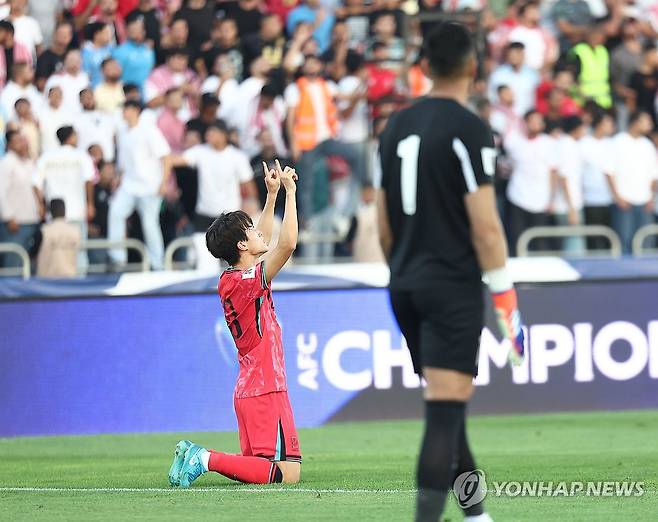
{"left": 1, "top": 0, "right": 658, "bottom": 276}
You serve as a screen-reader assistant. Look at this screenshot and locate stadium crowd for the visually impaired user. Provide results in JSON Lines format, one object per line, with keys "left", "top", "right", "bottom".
{"left": 0, "top": 0, "right": 658, "bottom": 276}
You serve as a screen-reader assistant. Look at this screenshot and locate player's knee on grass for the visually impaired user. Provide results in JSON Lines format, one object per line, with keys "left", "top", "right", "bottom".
{"left": 423, "top": 368, "right": 474, "bottom": 401}
{"left": 276, "top": 461, "right": 301, "bottom": 484}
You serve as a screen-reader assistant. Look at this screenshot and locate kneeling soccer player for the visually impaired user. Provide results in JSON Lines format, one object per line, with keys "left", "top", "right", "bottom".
{"left": 169, "top": 160, "right": 301, "bottom": 487}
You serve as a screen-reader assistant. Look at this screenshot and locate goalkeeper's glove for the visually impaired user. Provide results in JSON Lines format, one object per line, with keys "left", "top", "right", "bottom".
{"left": 486, "top": 267, "right": 525, "bottom": 366}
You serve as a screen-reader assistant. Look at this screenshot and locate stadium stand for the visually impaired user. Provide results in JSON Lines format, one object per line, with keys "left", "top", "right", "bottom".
{"left": 1, "top": 0, "right": 658, "bottom": 278}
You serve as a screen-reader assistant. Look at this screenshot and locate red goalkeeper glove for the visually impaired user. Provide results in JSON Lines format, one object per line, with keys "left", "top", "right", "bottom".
{"left": 491, "top": 287, "right": 525, "bottom": 366}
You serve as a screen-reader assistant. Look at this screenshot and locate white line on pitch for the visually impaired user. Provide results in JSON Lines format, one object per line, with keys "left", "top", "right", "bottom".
{"left": 0, "top": 487, "right": 415, "bottom": 494}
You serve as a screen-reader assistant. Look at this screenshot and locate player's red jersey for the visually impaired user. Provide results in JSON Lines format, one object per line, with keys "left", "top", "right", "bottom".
{"left": 218, "top": 262, "right": 287, "bottom": 399}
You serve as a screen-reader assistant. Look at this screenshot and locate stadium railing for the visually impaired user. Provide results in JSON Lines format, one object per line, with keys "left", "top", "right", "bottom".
{"left": 81, "top": 239, "right": 150, "bottom": 273}
{"left": 0, "top": 243, "right": 30, "bottom": 279}
{"left": 632, "top": 224, "right": 658, "bottom": 256}
{"left": 516, "top": 225, "right": 622, "bottom": 258}
{"left": 163, "top": 231, "right": 347, "bottom": 271}
{"left": 164, "top": 237, "right": 195, "bottom": 271}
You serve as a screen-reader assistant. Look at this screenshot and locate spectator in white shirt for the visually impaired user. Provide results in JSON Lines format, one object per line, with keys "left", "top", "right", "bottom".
{"left": 33, "top": 125, "right": 95, "bottom": 271}
{"left": 6, "top": 0, "right": 43, "bottom": 59}
{"left": 13, "top": 96, "right": 39, "bottom": 159}
{"left": 505, "top": 110, "right": 559, "bottom": 255}
{"left": 109, "top": 100, "right": 172, "bottom": 270}
{"left": 0, "top": 61, "right": 42, "bottom": 120}
{"left": 490, "top": 84, "right": 523, "bottom": 140}
{"left": 553, "top": 116, "right": 587, "bottom": 254}
{"left": 0, "top": 129, "right": 40, "bottom": 268}
{"left": 231, "top": 56, "right": 273, "bottom": 133}
{"left": 337, "top": 52, "right": 369, "bottom": 182}
{"left": 75, "top": 88, "right": 116, "bottom": 161}
{"left": 45, "top": 49, "right": 90, "bottom": 115}
{"left": 39, "top": 85, "right": 74, "bottom": 153}
{"left": 27, "top": 0, "right": 61, "bottom": 48}
{"left": 489, "top": 42, "right": 540, "bottom": 117}
{"left": 581, "top": 111, "right": 615, "bottom": 250}
{"left": 201, "top": 52, "right": 240, "bottom": 123}
{"left": 171, "top": 119, "right": 257, "bottom": 232}
{"left": 607, "top": 110, "right": 658, "bottom": 254}
{"left": 240, "top": 82, "right": 288, "bottom": 159}
{"left": 506, "top": 1, "right": 558, "bottom": 71}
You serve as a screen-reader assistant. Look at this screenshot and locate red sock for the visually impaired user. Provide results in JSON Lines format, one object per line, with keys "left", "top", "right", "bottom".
{"left": 208, "top": 451, "right": 281, "bottom": 484}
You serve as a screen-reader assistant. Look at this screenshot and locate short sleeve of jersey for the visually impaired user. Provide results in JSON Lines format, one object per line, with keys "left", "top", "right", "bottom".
{"left": 241, "top": 261, "right": 269, "bottom": 300}
{"left": 452, "top": 117, "right": 497, "bottom": 194}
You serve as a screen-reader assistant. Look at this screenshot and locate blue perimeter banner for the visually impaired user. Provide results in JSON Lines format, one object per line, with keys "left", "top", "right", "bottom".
{"left": 1, "top": 281, "right": 658, "bottom": 437}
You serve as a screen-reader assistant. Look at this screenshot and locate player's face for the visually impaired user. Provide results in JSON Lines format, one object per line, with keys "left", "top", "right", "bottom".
{"left": 244, "top": 226, "right": 270, "bottom": 255}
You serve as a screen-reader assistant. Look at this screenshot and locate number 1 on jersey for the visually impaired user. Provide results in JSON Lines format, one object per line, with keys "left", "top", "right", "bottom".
{"left": 397, "top": 135, "right": 421, "bottom": 216}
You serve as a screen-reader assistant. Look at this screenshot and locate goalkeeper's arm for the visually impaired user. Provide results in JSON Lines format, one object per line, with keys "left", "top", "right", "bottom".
{"left": 464, "top": 185, "right": 525, "bottom": 365}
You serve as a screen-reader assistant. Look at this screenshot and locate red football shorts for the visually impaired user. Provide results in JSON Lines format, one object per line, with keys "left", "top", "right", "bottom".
{"left": 234, "top": 391, "right": 302, "bottom": 462}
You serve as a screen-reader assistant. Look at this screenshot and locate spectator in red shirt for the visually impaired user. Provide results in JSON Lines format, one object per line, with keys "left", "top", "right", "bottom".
{"left": 266, "top": 0, "right": 300, "bottom": 26}
{"left": 72, "top": 0, "right": 138, "bottom": 20}
{"left": 72, "top": 0, "right": 129, "bottom": 44}
{"left": 366, "top": 41, "right": 396, "bottom": 102}
{"left": 536, "top": 68, "right": 580, "bottom": 116}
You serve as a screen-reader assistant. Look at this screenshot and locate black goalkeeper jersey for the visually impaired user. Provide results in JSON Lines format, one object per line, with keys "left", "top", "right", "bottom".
{"left": 379, "top": 97, "right": 497, "bottom": 290}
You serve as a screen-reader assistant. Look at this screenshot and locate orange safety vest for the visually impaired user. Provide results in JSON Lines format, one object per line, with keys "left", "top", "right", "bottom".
{"left": 293, "top": 77, "right": 338, "bottom": 152}
{"left": 408, "top": 65, "right": 431, "bottom": 98}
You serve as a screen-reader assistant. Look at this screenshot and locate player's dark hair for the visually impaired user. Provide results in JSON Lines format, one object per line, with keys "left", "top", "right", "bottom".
{"left": 56, "top": 126, "right": 75, "bottom": 145}
{"left": 423, "top": 22, "right": 475, "bottom": 79}
{"left": 14, "top": 97, "right": 29, "bottom": 108}
{"left": 206, "top": 211, "right": 254, "bottom": 265}
{"left": 496, "top": 84, "right": 510, "bottom": 94}
{"left": 50, "top": 198, "right": 66, "bottom": 219}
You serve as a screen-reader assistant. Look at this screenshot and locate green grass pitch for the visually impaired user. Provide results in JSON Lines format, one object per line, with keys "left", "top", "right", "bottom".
{"left": 1, "top": 410, "right": 656, "bottom": 521}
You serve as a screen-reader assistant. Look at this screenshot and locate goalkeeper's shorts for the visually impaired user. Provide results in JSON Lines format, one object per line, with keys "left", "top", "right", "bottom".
{"left": 389, "top": 282, "right": 484, "bottom": 377}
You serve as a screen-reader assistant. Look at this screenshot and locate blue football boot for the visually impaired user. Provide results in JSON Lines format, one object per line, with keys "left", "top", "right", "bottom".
{"left": 168, "top": 440, "right": 192, "bottom": 486}
{"left": 178, "top": 444, "right": 207, "bottom": 488}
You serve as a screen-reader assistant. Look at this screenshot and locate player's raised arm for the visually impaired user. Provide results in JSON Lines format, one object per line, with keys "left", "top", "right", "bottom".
{"left": 256, "top": 162, "right": 280, "bottom": 245}
{"left": 263, "top": 160, "right": 298, "bottom": 284}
